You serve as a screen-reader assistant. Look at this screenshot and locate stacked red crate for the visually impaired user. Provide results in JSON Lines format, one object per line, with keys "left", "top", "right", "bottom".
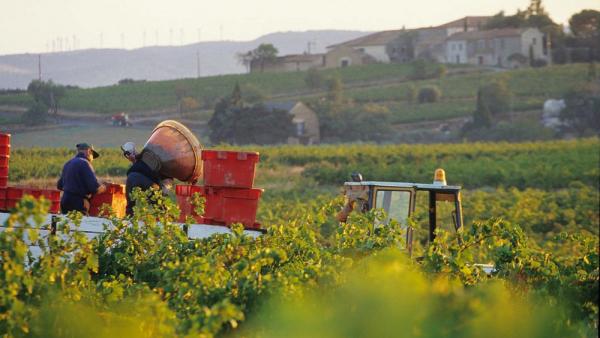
{"left": 176, "top": 150, "right": 262, "bottom": 229}
{"left": 89, "top": 183, "right": 127, "bottom": 218}
{"left": 0, "top": 133, "right": 61, "bottom": 214}
{"left": 2, "top": 187, "right": 61, "bottom": 213}
{"left": 0, "top": 133, "right": 10, "bottom": 187}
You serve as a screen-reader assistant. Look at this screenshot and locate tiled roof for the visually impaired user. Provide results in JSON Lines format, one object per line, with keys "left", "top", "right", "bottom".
{"left": 276, "top": 54, "right": 324, "bottom": 63}
{"left": 436, "top": 16, "right": 491, "bottom": 29}
{"left": 447, "top": 28, "right": 526, "bottom": 41}
{"left": 263, "top": 101, "right": 297, "bottom": 112}
{"left": 327, "top": 30, "right": 409, "bottom": 48}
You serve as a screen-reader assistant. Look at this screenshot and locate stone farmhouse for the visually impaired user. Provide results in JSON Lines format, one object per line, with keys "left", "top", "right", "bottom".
{"left": 250, "top": 54, "right": 325, "bottom": 73}
{"left": 251, "top": 16, "right": 551, "bottom": 73}
{"left": 263, "top": 101, "right": 320, "bottom": 145}
{"left": 445, "top": 27, "right": 549, "bottom": 67}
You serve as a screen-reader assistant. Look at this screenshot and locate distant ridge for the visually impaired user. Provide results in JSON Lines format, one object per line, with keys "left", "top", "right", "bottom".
{"left": 0, "top": 30, "right": 369, "bottom": 89}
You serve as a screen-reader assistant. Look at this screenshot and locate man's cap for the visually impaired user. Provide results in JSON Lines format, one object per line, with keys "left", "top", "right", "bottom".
{"left": 120, "top": 141, "right": 136, "bottom": 155}
{"left": 76, "top": 143, "right": 100, "bottom": 159}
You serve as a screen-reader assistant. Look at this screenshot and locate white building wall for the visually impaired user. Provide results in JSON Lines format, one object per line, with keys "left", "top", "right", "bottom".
{"left": 445, "top": 41, "right": 468, "bottom": 64}
{"left": 520, "top": 28, "right": 546, "bottom": 62}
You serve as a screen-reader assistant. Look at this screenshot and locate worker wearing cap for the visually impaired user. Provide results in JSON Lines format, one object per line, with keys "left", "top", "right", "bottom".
{"left": 337, "top": 172, "right": 368, "bottom": 222}
{"left": 121, "top": 142, "right": 171, "bottom": 216}
{"left": 57, "top": 143, "right": 106, "bottom": 214}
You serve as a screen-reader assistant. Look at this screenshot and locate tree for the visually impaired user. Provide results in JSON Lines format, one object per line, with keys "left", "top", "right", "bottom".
{"left": 174, "top": 84, "right": 188, "bottom": 116}
{"left": 236, "top": 51, "right": 253, "bottom": 73}
{"left": 208, "top": 102, "right": 294, "bottom": 145}
{"left": 417, "top": 86, "right": 441, "bottom": 104}
{"left": 240, "top": 43, "right": 279, "bottom": 73}
{"left": 305, "top": 68, "right": 324, "bottom": 89}
{"left": 230, "top": 82, "right": 242, "bottom": 107}
{"left": 526, "top": 0, "right": 547, "bottom": 17}
{"left": 26, "top": 80, "right": 65, "bottom": 116}
{"left": 410, "top": 59, "right": 428, "bottom": 80}
{"left": 326, "top": 75, "right": 344, "bottom": 105}
{"left": 21, "top": 101, "right": 49, "bottom": 125}
{"left": 484, "top": 2, "right": 561, "bottom": 39}
{"left": 569, "top": 10, "right": 600, "bottom": 39}
{"left": 240, "top": 84, "right": 268, "bottom": 104}
{"left": 560, "top": 83, "right": 600, "bottom": 136}
{"left": 472, "top": 89, "right": 493, "bottom": 128}
{"left": 479, "top": 79, "right": 512, "bottom": 115}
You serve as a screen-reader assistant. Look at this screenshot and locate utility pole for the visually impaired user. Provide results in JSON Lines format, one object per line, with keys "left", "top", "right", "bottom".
{"left": 38, "top": 54, "right": 42, "bottom": 80}
{"left": 197, "top": 51, "right": 201, "bottom": 78}
{"left": 307, "top": 41, "right": 316, "bottom": 54}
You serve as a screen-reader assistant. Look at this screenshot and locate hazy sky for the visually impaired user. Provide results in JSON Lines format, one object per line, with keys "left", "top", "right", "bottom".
{"left": 1, "top": 0, "right": 598, "bottom": 55}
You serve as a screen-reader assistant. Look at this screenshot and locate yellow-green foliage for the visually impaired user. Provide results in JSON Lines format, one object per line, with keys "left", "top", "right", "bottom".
{"left": 246, "top": 249, "right": 580, "bottom": 338}
{"left": 0, "top": 188, "right": 597, "bottom": 337}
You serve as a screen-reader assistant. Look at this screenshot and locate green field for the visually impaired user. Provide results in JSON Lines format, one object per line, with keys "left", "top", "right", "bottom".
{"left": 0, "top": 63, "right": 448, "bottom": 113}
{"left": 0, "top": 64, "right": 589, "bottom": 131}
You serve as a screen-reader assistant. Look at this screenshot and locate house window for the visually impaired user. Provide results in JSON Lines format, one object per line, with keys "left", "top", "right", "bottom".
{"left": 340, "top": 59, "right": 350, "bottom": 67}
{"left": 456, "top": 55, "right": 460, "bottom": 63}
{"left": 295, "top": 121, "right": 305, "bottom": 136}
{"left": 532, "top": 37, "right": 537, "bottom": 45}
{"left": 452, "top": 44, "right": 456, "bottom": 51}
{"left": 459, "top": 43, "right": 463, "bottom": 51}
{"left": 478, "top": 56, "right": 484, "bottom": 65}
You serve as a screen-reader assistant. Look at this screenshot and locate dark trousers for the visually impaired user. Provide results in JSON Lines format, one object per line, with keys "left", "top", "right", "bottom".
{"left": 126, "top": 172, "right": 158, "bottom": 216}
{"left": 60, "top": 192, "right": 87, "bottom": 215}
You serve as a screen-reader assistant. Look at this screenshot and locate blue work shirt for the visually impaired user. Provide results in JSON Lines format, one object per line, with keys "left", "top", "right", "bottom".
{"left": 57, "top": 153, "right": 100, "bottom": 198}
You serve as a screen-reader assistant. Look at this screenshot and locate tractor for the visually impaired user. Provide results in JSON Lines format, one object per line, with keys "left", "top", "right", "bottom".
{"left": 111, "top": 112, "right": 132, "bottom": 127}
{"left": 338, "top": 169, "right": 464, "bottom": 256}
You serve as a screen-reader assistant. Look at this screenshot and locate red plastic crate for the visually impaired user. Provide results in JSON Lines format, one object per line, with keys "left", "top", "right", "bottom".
{"left": 202, "top": 150, "right": 259, "bottom": 188}
{"left": 40, "top": 189, "right": 61, "bottom": 202}
{"left": 5, "top": 199, "right": 18, "bottom": 209}
{"left": 175, "top": 184, "right": 204, "bottom": 196}
{"left": 175, "top": 184, "right": 204, "bottom": 222}
{"left": 50, "top": 201, "right": 60, "bottom": 214}
{"left": 89, "top": 191, "right": 127, "bottom": 218}
{"left": 0, "top": 187, "right": 6, "bottom": 200}
{"left": 0, "top": 166, "right": 7, "bottom": 177}
{"left": 0, "top": 199, "right": 5, "bottom": 211}
{"left": 0, "top": 155, "right": 8, "bottom": 167}
{"left": 0, "top": 145, "right": 9, "bottom": 156}
{"left": 203, "top": 186, "right": 262, "bottom": 227}
{"left": 104, "top": 183, "right": 125, "bottom": 194}
{"left": 7, "top": 187, "right": 27, "bottom": 199}
{"left": 0, "top": 177, "right": 6, "bottom": 187}
{"left": 0, "top": 133, "right": 9, "bottom": 146}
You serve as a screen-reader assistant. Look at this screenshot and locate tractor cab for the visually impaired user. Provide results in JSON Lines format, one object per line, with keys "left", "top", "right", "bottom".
{"left": 338, "top": 169, "right": 463, "bottom": 254}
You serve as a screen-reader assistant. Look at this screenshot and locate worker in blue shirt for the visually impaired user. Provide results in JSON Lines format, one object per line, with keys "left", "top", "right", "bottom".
{"left": 121, "top": 142, "right": 172, "bottom": 216}
{"left": 57, "top": 143, "right": 106, "bottom": 214}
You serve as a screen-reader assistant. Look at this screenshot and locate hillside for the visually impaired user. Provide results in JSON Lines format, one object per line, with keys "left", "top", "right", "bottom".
{"left": 0, "top": 30, "right": 369, "bottom": 89}
{"left": 1, "top": 63, "right": 592, "bottom": 146}
{"left": 0, "top": 63, "right": 588, "bottom": 119}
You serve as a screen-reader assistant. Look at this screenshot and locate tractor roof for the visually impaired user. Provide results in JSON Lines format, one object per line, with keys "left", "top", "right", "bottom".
{"left": 344, "top": 181, "right": 461, "bottom": 192}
